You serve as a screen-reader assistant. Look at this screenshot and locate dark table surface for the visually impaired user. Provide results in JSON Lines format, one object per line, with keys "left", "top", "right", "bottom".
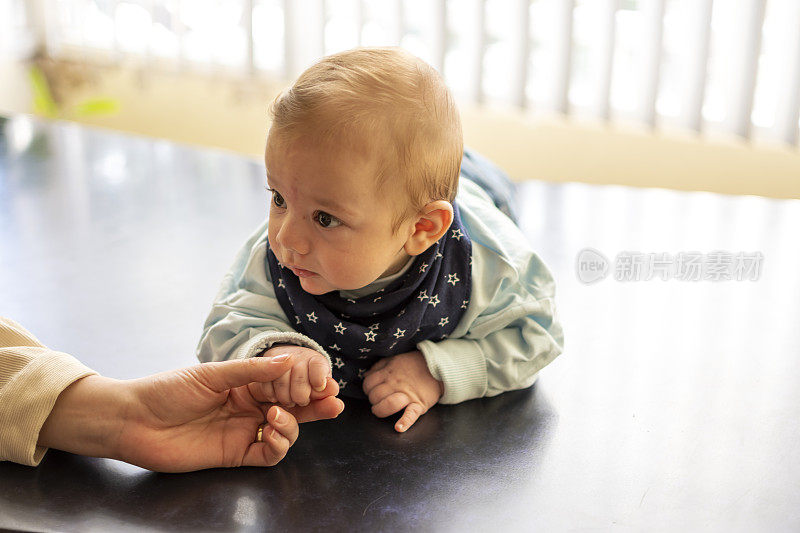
{"left": 1, "top": 115, "right": 799, "bottom": 532}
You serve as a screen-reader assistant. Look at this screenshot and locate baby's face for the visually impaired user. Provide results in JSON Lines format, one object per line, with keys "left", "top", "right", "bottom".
{"left": 265, "top": 134, "right": 413, "bottom": 295}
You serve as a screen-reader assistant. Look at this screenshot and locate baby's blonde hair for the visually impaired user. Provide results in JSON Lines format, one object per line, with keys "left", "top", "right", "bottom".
{"left": 267, "top": 47, "right": 463, "bottom": 235}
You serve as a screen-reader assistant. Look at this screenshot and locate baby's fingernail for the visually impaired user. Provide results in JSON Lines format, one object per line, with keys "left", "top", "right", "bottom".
{"left": 271, "top": 354, "right": 290, "bottom": 362}
{"left": 274, "top": 408, "right": 284, "bottom": 423}
{"left": 397, "top": 423, "right": 405, "bottom": 431}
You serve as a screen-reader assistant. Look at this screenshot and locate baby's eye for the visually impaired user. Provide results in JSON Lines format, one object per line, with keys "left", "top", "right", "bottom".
{"left": 270, "top": 189, "right": 286, "bottom": 208}
{"left": 315, "top": 211, "right": 342, "bottom": 228}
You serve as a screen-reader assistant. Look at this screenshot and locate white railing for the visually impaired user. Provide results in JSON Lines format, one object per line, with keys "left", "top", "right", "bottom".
{"left": 7, "top": 0, "right": 800, "bottom": 147}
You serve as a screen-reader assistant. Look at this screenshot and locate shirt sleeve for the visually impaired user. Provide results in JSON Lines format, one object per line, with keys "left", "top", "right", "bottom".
{"left": 416, "top": 180, "right": 564, "bottom": 404}
{"left": 196, "top": 221, "right": 331, "bottom": 365}
{"left": 0, "top": 317, "right": 97, "bottom": 466}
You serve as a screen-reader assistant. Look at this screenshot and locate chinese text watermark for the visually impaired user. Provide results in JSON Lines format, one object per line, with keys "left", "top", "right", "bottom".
{"left": 576, "top": 248, "right": 763, "bottom": 284}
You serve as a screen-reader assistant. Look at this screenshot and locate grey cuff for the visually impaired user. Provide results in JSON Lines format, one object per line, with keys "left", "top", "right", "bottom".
{"left": 236, "top": 331, "right": 332, "bottom": 367}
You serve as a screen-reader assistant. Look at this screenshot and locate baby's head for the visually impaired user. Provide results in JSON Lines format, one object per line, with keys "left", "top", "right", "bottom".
{"left": 265, "top": 47, "right": 463, "bottom": 295}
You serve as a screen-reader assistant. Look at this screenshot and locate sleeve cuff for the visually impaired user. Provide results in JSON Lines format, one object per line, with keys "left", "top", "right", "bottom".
{"left": 417, "top": 338, "right": 487, "bottom": 404}
{"left": 236, "top": 331, "right": 332, "bottom": 367}
{"left": 0, "top": 351, "right": 96, "bottom": 466}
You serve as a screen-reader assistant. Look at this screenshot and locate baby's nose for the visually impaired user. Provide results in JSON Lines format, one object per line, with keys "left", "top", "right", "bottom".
{"left": 276, "top": 218, "right": 311, "bottom": 256}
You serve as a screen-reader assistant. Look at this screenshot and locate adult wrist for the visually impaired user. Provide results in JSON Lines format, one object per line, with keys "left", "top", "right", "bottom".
{"left": 37, "top": 374, "right": 134, "bottom": 461}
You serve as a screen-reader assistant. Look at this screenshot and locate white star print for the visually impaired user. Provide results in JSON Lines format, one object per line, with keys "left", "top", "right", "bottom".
{"left": 451, "top": 228, "right": 464, "bottom": 241}
{"left": 389, "top": 341, "right": 397, "bottom": 349}
{"left": 306, "top": 311, "right": 318, "bottom": 323}
{"left": 439, "top": 316, "right": 449, "bottom": 327}
{"left": 435, "top": 251, "right": 443, "bottom": 260}
{"left": 277, "top": 278, "right": 286, "bottom": 289}
{"left": 398, "top": 309, "right": 406, "bottom": 316}
{"left": 295, "top": 316, "right": 301, "bottom": 324}
{"left": 417, "top": 290, "right": 429, "bottom": 302}
{"left": 357, "top": 368, "right": 366, "bottom": 378}
{"left": 346, "top": 298, "right": 356, "bottom": 304}
{"left": 419, "top": 262, "right": 429, "bottom": 273}
{"left": 393, "top": 328, "right": 405, "bottom": 339}
{"left": 334, "top": 322, "right": 346, "bottom": 334}
{"left": 364, "top": 330, "right": 377, "bottom": 342}
{"left": 373, "top": 296, "right": 382, "bottom": 302}
{"left": 461, "top": 299, "right": 469, "bottom": 309}
{"left": 329, "top": 344, "right": 341, "bottom": 352}
{"left": 359, "top": 348, "right": 371, "bottom": 353}
{"left": 428, "top": 294, "right": 441, "bottom": 308}
{"left": 337, "top": 378, "right": 347, "bottom": 388}
{"left": 447, "top": 273, "right": 460, "bottom": 286}
{"left": 369, "top": 323, "right": 380, "bottom": 331}
{"left": 334, "top": 357, "right": 345, "bottom": 368}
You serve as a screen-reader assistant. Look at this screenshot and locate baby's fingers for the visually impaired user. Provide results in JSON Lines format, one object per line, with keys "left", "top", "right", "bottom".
{"left": 362, "top": 370, "right": 385, "bottom": 394}
{"left": 247, "top": 380, "right": 276, "bottom": 403}
{"left": 309, "top": 355, "right": 331, "bottom": 392}
{"left": 290, "top": 361, "right": 312, "bottom": 406}
{"left": 272, "top": 369, "right": 294, "bottom": 407}
{"left": 395, "top": 402, "right": 425, "bottom": 433}
{"left": 309, "top": 376, "right": 339, "bottom": 401}
{"left": 371, "top": 392, "right": 410, "bottom": 418}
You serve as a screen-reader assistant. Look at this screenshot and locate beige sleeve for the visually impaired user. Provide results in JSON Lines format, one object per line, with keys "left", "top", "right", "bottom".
{"left": 0, "top": 317, "right": 97, "bottom": 466}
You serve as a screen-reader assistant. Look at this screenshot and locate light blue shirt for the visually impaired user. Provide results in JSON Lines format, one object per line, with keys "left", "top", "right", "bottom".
{"left": 196, "top": 177, "right": 563, "bottom": 404}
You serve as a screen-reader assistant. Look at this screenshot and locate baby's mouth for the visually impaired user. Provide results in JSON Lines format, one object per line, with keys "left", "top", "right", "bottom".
{"left": 288, "top": 266, "right": 317, "bottom": 278}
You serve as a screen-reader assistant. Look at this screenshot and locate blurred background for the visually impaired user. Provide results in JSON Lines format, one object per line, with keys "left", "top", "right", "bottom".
{"left": 1, "top": 0, "right": 799, "bottom": 197}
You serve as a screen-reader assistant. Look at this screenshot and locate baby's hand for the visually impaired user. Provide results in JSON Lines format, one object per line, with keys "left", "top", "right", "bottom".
{"left": 362, "top": 350, "right": 443, "bottom": 432}
{"left": 248, "top": 345, "right": 334, "bottom": 407}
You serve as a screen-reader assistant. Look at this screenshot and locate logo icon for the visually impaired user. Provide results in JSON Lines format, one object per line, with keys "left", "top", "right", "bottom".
{"left": 576, "top": 248, "right": 609, "bottom": 284}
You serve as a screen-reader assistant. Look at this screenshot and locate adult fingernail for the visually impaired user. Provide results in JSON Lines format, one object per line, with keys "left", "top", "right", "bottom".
{"left": 271, "top": 354, "right": 290, "bottom": 362}
{"left": 274, "top": 408, "right": 284, "bottom": 423}
{"left": 314, "top": 383, "right": 326, "bottom": 392}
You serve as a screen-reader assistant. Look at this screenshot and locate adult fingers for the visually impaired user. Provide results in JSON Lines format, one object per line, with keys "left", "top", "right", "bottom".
{"left": 190, "top": 354, "right": 294, "bottom": 393}
{"left": 290, "top": 361, "right": 312, "bottom": 406}
{"left": 240, "top": 424, "right": 289, "bottom": 467}
{"left": 395, "top": 402, "right": 425, "bottom": 433}
{"left": 308, "top": 355, "right": 331, "bottom": 392}
{"left": 268, "top": 405, "right": 299, "bottom": 446}
{"left": 247, "top": 381, "right": 276, "bottom": 403}
{"left": 289, "top": 396, "right": 345, "bottom": 423}
{"left": 371, "top": 392, "right": 410, "bottom": 418}
{"left": 361, "top": 370, "right": 385, "bottom": 394}
{"left": 272, "top": 368, "right": 294, "bottom": 407}
{"left": 366, "top": 383, "right": 394, "bottom": 405}
{"left": 309, "top": 377, "right": 339, "bottom": 401}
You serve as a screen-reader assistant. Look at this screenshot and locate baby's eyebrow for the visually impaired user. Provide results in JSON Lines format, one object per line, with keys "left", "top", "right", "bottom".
{"left": 266, "top": 174, "right": 356, "bottom": 218}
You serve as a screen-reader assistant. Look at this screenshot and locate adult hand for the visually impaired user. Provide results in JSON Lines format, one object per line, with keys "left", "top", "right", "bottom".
{"left": 38, "top": 354, "right": 344, "bottom": 472}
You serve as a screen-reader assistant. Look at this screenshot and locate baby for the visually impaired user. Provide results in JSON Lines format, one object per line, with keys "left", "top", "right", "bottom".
{"left": 197, "top": 47, "right": 563, "bottom": 432}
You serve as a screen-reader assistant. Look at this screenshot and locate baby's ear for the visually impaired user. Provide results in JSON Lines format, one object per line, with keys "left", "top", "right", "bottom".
{"left": 403, "top": 201, "right": 454, "bottom": 256}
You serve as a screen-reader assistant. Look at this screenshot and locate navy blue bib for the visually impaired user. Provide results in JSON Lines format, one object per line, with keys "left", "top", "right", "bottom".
{"left": 266, "top": 202, "right": 472, "bottom": 398}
